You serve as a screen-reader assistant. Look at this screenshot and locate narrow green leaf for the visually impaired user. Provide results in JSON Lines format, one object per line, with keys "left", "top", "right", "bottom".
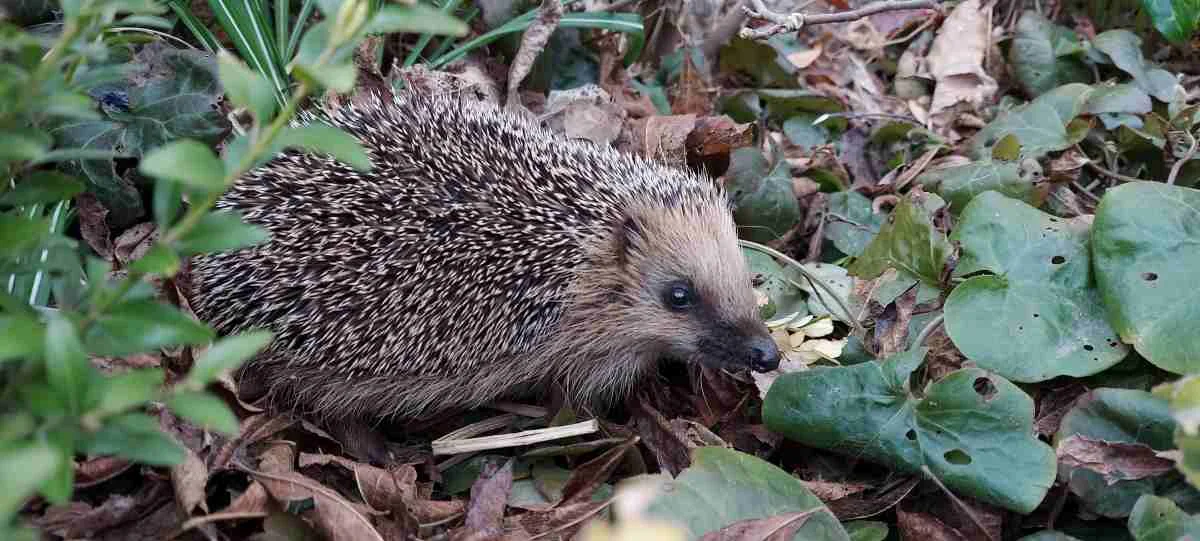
{"left": 167, "top": 391, "right": 240, "bottom": 435}
{"left": 44, "top": 314, "right": 93, "bottom": 414}
{"left": 1138, "top": 0, "right": 1200, "bottom": 46}
{"left": 0, "top": 212, "right": 50, "bottom": 256}
{"left": 129, "top": 244, "right": 181, "bottom": 276}
{"left": 0, "top": 127, "right": 51, "bottom": 164}
{"left": 186, "top": 330, "right": 273, "bottom": 388}
{"left": 367, "top": 3, "right": 468, "bottom": 35}
{"left": 86, "top": 300, "right": 215, "bottom": 357}
{"left": 0, "top": 443, "right": 58, "bottom": 522}
{"left": 139, "top": 140, "right": 226, "bottom": 191}
{"left": 217, "top": 51, "right": 277, "bottom": 121}
{"left": 0, "top": 172, "right": 85, "bottom": 207}
{"left": 278, "top": 124, "right": 372, "bottom": 171}
{"left": 176, "top": 211, "right": 271, "bottom": 255}
{"left": 83, "top": 412, "right": 185, "bottom": 466}
{"left": 96, "top": 368, "right": 165, "bottom": 415}
{"left": 0, "top": 315, "right": 45, "bottom": 362}
{"left": 205, "top": 0, "right": 288, "bottom": 103}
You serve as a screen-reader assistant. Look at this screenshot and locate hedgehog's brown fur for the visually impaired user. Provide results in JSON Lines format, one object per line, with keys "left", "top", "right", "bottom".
{"left": 190, "top": 91, "right": 779, "bottom": 421}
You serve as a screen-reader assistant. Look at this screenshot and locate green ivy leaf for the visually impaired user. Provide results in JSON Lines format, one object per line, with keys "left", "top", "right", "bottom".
{"left": 48, "top": 43, "right": 227, "bottom": 227}
{"left": 1009, "top": 11, "right": 1089, "bottom": 97}
{"left": 944, "top": 192, "right": 1128, "bottom": 382}
{"left": 824, "top": 191, "right": 883, "bottom": 257}
{"left": 763, "top": 347, "right": 1056, "bottom": 513}
{"left": 1128, "top": 495, "right": 1200, "bottom": 540}
{"left": 277, "top": 124, "right": 372, "bottom": 172}
{"left": 185, "top": 330, "right": 273, "bottom": 388}
{"left": 1093, "top": 30, "right": 1184, "bottom": 102}
{"left": 1093, "top": 182, "right": 1200, "bottom": 374}
{"left": 85, "top": 300, "right": 214, "bottom": 357}
{"left": 176, "top": 211, "right": 270, "bottom": 255}
{"left": 917, "top": 160, "right": 1036, "bottom": 213}
{"left": 83, "top": 412, "right": 185, "bottom": 466}
{"left": 640, "top": 447, "right": 849, "bottom": 541}
{"left": 167, "top": 391, "right": 239, "bottom": 435}
{"left": 728, "top": 148, "right": 801, "bottom": 243}
{"left": 0, "top": 172, "right": 85, "bottom": 206}
{"left": 971, "top": 83, "right": 1093, "bottom": 160}
{"left": 216, "top": 51, "right": 277, "bottom": 122}
{"left": 139, "top": 139, "right": 226, "bottom": 191}
{"left": 1086, "top": 83, "right": 1153, "bottom": 115}
{"left": 847, "top": 191, "right": 951, "bottom": 287}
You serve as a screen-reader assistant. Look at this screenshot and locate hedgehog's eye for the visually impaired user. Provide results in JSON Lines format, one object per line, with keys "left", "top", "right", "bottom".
{"left": 663, "top": 281, "right": 696, "bottom": 310}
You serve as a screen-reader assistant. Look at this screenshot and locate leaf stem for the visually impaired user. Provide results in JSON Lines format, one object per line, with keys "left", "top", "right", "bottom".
{"left": 738, "top": 239, "right": 863, "bottom": 335}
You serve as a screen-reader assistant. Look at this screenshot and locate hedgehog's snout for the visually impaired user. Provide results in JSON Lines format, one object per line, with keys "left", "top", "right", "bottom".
{"left": 747, "top": 335, "right": 781, "bottom": 373}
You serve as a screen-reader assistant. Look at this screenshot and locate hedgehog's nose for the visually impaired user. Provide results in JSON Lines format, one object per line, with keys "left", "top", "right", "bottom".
{"left": 748, "top": 336, "right": 781, "bottom": 372}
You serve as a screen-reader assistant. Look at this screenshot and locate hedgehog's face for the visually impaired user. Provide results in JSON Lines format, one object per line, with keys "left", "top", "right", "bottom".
{"left": 612, "top": 198, "right": 781, "bottom": 374}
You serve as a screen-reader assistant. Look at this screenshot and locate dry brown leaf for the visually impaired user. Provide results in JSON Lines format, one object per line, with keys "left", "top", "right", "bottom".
{"left": 180, "top": 481, "right": 272, "bottom": 533}
{"left": 508, "top": 500, "right": 611, "bottom": 539}
{"left": 74, "top": 456, "right": 133, "bottom": 488}
{"left": 696, "top": 509, "right": 819, "bottom": 541}
{"left": 250, "top": 467, "right": 385, "bottom": 541}
{"left": 869, "top": 282, "right": 918, "bottom": 359}
{"left": 1057, "top": 434, "right": 1175, "bottom": 484}
{"left": 171, "top": 446, "right": 209, "bottom": 515}
{"left": 463, "top": 458, "right": 514, "bottom": 538}
{"left": 631, "top": 399, "right": 691, "bottom": 476}
{"left": 801, "top": 479, "right": 873, "bottom": 502}
{"left": 560, "top": 438, "right": 639, "bottom": 506}
{"left": 76, "top": 193, "right": 113, "bottom": 260}
{"left": 672, "top": 54, "right": 713, "bottom": 116}
{"left": 924, "top": 0, "right": 997, "bottom": 122}
{"left": 506, "top": 0, "right": 563, "bottom": 109}
{"left": 825, "top": 476, "right": 920, "bottom": 521}
{"left": 112, "top": 222, "right": 157, "bottom": 266}
{"left": 896, "top": 507, "right": 968, "bottom": 541}
{"left": 685, "top": 116, "right": 754, "bottom": 161}
{"left": 640, "top": 115, "right": 698, "bottom": 166}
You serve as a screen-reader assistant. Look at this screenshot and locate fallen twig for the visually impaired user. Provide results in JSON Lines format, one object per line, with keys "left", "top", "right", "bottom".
{"left": 739, "top": 0, "right": 941, "bottom": 40}
{"left": 432, "top": 419, "right": 600, "bottom": 455}
{"left": 1167, "top": 131, "right": 1198, "bottom": 185}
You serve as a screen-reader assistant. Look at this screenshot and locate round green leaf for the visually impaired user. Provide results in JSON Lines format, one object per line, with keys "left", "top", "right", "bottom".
{"left": 945, "top": 191, "right": 1128, "bottom": 382}
{"left": 1093, "top": 182, "right": 1200, "bottom": 374}
{"left": 1009, "top": 11, "right": 1088, "bottom": 97}
{"left": 971, "top": 83, "right": 1093, "bottom": 160}
{"left": 640, "top": 447, "right": 849, "bottom": 541}
{"left": 916, "top": 160, "right": 1033, "bottom": 213}
{"left": 763, "top": 347, "right": 1056, "bottom": 513}
{"left": 728, "top": 148, "right": 801, "bottom": 243}
{"left": 824, "top": 191, "right": 883, "bottom": 257}
{"left": 1129, "top": 495, "right": 1200, "bottom": 541}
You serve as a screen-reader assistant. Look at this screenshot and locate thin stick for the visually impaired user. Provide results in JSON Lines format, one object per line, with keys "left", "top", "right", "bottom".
{"left": 740, "top": 0, "right": 941, "bottom": 40}
{"left": 432, "top": 419, "right": 599, "bottom": 455}
{"left": 739, "top": 239, "right": 863, "bottom": 335}
{"left": 921, "top": 465, "right": 997, "bottom": 541}
{"left": 1167, "top": 131, "right": 1198, "bottom": 186}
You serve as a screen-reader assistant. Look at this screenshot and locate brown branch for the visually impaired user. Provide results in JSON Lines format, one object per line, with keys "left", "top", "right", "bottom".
{"left": 739, "top": 0, "right": 942, "bottom": 40}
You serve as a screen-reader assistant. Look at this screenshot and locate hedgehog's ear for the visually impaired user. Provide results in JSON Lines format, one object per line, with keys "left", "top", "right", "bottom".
{"left": 612, "top": 213, "right": 642, "bottom": 268}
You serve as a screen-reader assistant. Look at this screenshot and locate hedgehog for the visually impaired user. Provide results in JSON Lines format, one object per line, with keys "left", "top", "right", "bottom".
{"left": 189, "top": 90, "right": 781, "bottom": 422}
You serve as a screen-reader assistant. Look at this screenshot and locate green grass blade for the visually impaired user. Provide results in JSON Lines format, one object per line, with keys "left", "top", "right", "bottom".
{"left": 167, "top": 0, "right": 221, "bottom": 52}
{"left": 275, "top": 0, "right": 290, "bottom": 57}
{"left": 429, "top": 11, "right": 643, "bottom": 69}
{"left": 403, "top": 0, "right": 466, "bottom": 68}
{"left": 286, "top": 0, "right": 319, "bottom": 60}
{"left": 206, "top": 0, "right": 289, "bottom": 104}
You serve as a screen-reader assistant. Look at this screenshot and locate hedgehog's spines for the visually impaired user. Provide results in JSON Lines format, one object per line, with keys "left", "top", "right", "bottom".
{"left": 191, "top": 91, "right": 760, "bottom": 421}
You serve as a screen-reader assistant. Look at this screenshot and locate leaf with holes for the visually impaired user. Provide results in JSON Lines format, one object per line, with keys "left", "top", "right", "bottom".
{"left": 1128, "top": 495, "right": 1200, "bottom": 541}
{"left": 763, "top": 347, "right": 1056, "bottom": 513}
{"left": 640, "top": 447, "right": 849, "bottom": 541}
{"left": 1053, "top": 388, "right": 1194, "bottom": 519}
{"left": 1093, "top": 182, "right": 1200, "bottom": 374}
{"left": 944, "top": 191, "right": 1128, "bottom": 382}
